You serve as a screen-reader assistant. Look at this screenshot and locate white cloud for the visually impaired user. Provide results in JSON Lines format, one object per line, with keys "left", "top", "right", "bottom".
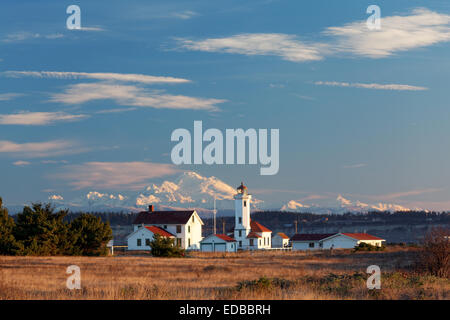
{"left": 48, "top": 195, "right": 64, "bottom": 201}
{"left": 177, "top": 8, "right": 450, "bottom": 61}
{"left": 315, "top": 81, "right": 427, "bottom": 91}
{"left": 178, "top": 33, "right": 324, "bottom": 62}
{"left": 0, "top": 112, "right": 88, "bottom": 125}
{"left": 12, "top": 160, "right": 31, "bottom": 166}
{"left": 54, "top": 161, "right": 181, "bottom": 190}
{"left": 325, "top": 8, "right": 450, "bottom": 58}
{"left": 3, "top": 71, "right": 190, "bottom": 84}
{"left": 0, "top": 140, "right": 85, "bottom": 158}
{"left": 50, "top": 82, "right": 225, "bottom": 111}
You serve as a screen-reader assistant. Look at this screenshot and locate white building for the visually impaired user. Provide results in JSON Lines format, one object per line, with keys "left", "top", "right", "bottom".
{"left": 272, "top": 232, "right": 290, "bottom": 248}
{"left": 127, "top": 225, "right": 175, "bottom": 251}
{"left": 233, "top": 182, "right": 272, "bottom": 250}
{"left": 291, "top": 233, "right": 385, "bottom": 250}
{"left": 200, "top": 234, "right": 237, "bottom": 252}
{"left": 129, "top": 205, "right": 204, "bottom": 250}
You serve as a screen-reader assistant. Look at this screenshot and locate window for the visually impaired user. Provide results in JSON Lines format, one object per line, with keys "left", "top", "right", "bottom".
{"left": 192, "top": 216, "right": 195, "bottom": 222}
{"left": 188, "top": 238, "right": 191, "bottom": 247}
{"left": 249, "top": 239, "right": 254, "bottom": 246}
{"left": 238, "top": 230, "right": 242, "bottom": 237}
{"left": 176, "top": 238, "right": 181, "bottom": 247}
{"left": 188, "top": 225, "right": 191, "bottom": 233}
{"left": 176, "top": 225, "right": 181, "bottom": 233}
{"left": 145, "top": 238, "right": 150, "bottom": 246}
{"left": 319, "top": 242, "right": 323, "bottom": 248}
{"left": 244, "top": 201, "right": 247, "bottom": 207}
{"left": 309, "top": 242, "right": 315, "bottom": 248}
{"left": 163, "top": 225, "right": 167, "bottom": 229}
{"left": 239, "top": 217, "right": 242, "bottom": 224}
{"left": 137, "top": 239, "right": 142, "bottom": 246}
{"left": 259, "top": 239, "right": 261, "bottom": 246}
{"left": 239, "top": 241, "right": 242, "bottom": 247}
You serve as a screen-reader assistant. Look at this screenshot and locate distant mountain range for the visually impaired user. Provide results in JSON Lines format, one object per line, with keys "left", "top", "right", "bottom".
{"left": 6, "top": 171, "right": 423, "bottom": 214}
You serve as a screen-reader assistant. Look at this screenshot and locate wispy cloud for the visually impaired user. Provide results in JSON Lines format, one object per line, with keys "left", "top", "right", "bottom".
{"left": 12, "top": 160, "right": 31, "bottom": 166}
{"left": 0, "top": 112, "right": 88, "bottom": 125}
{"left": 50, "top": 82, "right": 225, "bottom": 111}
{"left": 0, "top": 140, "right": 85, "bottom": 158}
{"left": 54, "top": 161, "right": 181, "bottom": 190}
{"left": 2, "top": 32, "right": 64, "bottom": 42}
{"left": 0, "top": 93, "right": 23, "bottom": 101}
{"left": 177, "top": 33, "right": 324, "bottom": 62}
{"left": 342, "top": 163, "right": 367, "bottom": 169}
{"left": 3, "top": 71, "right": 190, "bottom": 84}
{"left": 315, "top": 81, "right": 427, "bottom": 91}
{"left": 177, "top": 8, "right": 450, "bottom": 61}
{"left": 170, "top": 10, "right": 198, "bottom": 20}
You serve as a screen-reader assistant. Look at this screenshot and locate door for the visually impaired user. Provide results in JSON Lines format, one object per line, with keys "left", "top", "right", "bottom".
{"left": 214, "top": 243, "right": 226, "bottom": 252}
{"left": 201, "top": 244, "right": 213, "bottom": 252}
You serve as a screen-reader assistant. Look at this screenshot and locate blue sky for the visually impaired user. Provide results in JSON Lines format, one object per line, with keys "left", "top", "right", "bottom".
{"left": 1, "top": 0, "right": 450, "bottom": 210}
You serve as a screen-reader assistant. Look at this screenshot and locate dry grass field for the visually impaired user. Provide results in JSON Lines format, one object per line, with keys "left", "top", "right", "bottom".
{"left": 0, "top": 247, "right": 448, "bottom": 300}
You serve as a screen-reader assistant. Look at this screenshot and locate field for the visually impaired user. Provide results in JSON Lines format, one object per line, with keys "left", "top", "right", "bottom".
{"left": 0, "top": 246, "right": 448, "bottom": 300}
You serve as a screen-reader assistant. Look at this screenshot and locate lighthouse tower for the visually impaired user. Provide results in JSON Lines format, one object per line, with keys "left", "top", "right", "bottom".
{"left": 234, "top": 182, "right": 251, "bottom": 248}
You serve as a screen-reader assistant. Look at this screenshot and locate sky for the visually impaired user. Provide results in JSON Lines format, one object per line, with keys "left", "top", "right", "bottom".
{"left": 1, "top": 0, "right": 450, "bottom": 211}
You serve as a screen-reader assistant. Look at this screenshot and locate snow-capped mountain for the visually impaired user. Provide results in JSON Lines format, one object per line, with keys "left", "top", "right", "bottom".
{"left": 280, "top": 194, "right": 420, "bottom": 213}
{"left": 47, "top": 172, "right": 254, "bottom": 213}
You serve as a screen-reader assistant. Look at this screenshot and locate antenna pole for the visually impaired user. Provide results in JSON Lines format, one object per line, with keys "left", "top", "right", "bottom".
{"left": 213, "top": 197, "right": 217, "bottom": 234}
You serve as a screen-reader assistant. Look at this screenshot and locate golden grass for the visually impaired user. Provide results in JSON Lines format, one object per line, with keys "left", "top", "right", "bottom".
{"left": 0, "top": 247, "right": 448, "bottom": 300}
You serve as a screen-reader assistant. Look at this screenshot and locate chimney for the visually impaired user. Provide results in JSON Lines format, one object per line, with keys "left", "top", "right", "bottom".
{"left": 148, "top": 205, "right": 154, "bottom": 212}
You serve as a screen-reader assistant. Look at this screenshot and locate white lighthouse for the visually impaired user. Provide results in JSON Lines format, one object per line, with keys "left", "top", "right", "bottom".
{"left": 234, "top": 182, "right": 252, "bottom": 248}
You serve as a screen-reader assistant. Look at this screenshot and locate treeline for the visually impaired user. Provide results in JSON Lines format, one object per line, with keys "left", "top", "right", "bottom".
{"left": 0, "top": 198, "right": 112, "bottom": 256}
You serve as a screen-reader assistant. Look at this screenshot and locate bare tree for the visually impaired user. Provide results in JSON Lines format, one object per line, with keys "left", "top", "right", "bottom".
{"left": 416, "top": 227, "right": 449, "bottom": 278}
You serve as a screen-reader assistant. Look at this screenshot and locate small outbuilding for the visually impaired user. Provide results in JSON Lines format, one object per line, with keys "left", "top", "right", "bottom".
{"left": 272, "top": 232, "right": 290, "bottom": 248}
{"left": 291, "top": 232, "right": 385, "bottom": 250}
{"left": 200, "top": 234, "right": 237, "bottom": 252}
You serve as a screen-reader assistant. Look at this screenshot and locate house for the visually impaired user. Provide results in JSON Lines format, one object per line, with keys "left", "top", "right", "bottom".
{"left": 272, "top": 232, "right": 290, "bottom": 248}
{"left": 127, "top": 225, "right": 175, "bottom": 251}
{"left": 232, "top": 182, "right": 272, "bottom": 250}
{"left": 129, "top": 205, "right": 204, "bottom": 250}
{"left": 291, "top": 232, "right": 385, "bottom": 250}
{"left": 200, "top": 234, "right": 237, "bottom": 252}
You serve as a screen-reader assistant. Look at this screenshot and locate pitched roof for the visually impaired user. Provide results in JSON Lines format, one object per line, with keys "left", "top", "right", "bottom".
{"left": 275, "top": 232, "right": 289, "bottom": 239}
{"left": 342, "top": 233, "right": 384, "bottom": 241}
{"left": 247, "top": 231, "right": 262, "bottom": 238}
{"left": 133, "top": 210, "right": 196, "bottom": 225}
{"left": 250, "top": 220, "right": 271, "bottom": 233}
{"left": 291, "top": 233, "right": 336, "bottom": 241}
{"left": 145, "top": 226, "right": 175, "bottom": 238}
{"left": 215, "top": 234, "right": 236, "bottom": 242}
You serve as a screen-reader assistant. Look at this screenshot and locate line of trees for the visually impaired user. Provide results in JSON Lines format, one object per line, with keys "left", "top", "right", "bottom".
{"left": 0, "top": 197, "right": 112, "bottom": 256}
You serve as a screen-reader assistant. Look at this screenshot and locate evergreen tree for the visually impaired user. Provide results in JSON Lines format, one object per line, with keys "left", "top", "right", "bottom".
{"left": 0, "top": 197, "right": 22, "bottom": 255}
{"left": 13, "top": 203, "right": 69, "bottom": 256}
{"left": 149, "top": 234, "right": 184, "bottom": 257}
{"left": 68, "top": 213, "right": 112, "bottom": 256}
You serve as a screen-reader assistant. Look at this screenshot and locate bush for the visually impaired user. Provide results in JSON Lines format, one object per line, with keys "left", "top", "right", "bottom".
{"left": 415, "top": 227, "right": 449, "bottom": 278}
{"left": 353, "top": 242, "right": 385, "bottom": 252}
{"left": 149, "top": 234, "right": 185, "bottom": 257}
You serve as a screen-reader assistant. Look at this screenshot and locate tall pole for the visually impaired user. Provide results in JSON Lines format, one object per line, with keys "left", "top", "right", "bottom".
{"left": 213, "top": 196, "right": 217, "bottom": 235}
